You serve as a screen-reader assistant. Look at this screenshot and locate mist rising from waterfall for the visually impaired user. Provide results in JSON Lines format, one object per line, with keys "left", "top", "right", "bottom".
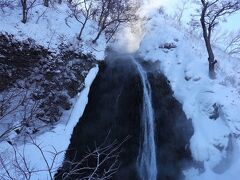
{"left": 111, "top": 0, "right": 166, "bottom": 54}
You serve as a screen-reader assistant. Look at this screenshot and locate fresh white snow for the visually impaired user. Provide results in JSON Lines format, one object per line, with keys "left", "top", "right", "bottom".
{"left": 0, "top": 1, "right": 106, "bottom": 60}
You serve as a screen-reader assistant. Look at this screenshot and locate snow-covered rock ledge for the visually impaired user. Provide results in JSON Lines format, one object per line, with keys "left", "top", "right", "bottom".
{"left": 136, "top": 5, "right": 240, "bottom": 180}
{"left": 0, "top": 66, "right": 99, "bottom": 180}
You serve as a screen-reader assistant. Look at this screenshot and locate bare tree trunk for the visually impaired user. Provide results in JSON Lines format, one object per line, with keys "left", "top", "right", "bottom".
{"left": 92, "top": 28, "right": 104, "bottom": 44}
{"left": 77, "top": 0, "right": 92, "bottom": 40}
{"left": 93, "top": 15, "right": 107, "bottom": 43}
{"left": 78, "top": 18, "right": 88, "bottom": 40}
{"left": 207, "top": 45, "right": 216, "bottom": 79}
{"left": 21, "top": 0, "right": 27, "bottom": 23}
{"left": 44, "top": 0, "right": 49, "bottom": 7}
{"left": 200, "top": 3, "right": 216, "bottom": 79}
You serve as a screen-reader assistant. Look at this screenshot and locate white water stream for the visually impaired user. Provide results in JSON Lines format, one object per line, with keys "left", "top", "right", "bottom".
{"left": 132, "top": 58, "right": 157, "bottom": 180}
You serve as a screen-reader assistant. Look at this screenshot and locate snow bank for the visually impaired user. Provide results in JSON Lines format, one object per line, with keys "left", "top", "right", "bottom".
{"left": 0, "top": 66, "right": 99, "bottom": 179}
{"left": 138, "top": 9, "right": 240, "bottom": 179}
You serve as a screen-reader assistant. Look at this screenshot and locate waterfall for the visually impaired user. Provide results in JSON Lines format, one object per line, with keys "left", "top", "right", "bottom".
{"left": 132, "top": 58, "right": 157, "bottom": 180}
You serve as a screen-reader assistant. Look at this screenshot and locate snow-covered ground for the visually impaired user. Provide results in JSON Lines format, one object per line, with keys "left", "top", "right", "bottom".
{"left": 0, "top": 1, "right": 106, "bottom": 60}
{"left": 0, "top": 66, "right": 99, "bottom": 179}
{"left": 136, "top": 3, "right": 240, "bottom": 180}
{"left": 0, "top": 1, "right": 104, "bottom": 179}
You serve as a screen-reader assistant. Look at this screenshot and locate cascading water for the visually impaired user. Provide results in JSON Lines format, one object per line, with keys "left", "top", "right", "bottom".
{"left": 57, "top": 54, "right": 193, "bottom": 180}
{"left": 132, "top": 57, "right": 157, "bottom": 180}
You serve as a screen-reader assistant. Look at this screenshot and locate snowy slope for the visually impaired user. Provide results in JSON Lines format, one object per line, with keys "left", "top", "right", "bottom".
{"left": 0, "top": 1, "right": 106, "bottom": 60}
{"left": 137, "top": 5, "right": 240, "bottom": 180}
{"left": 0, "top": 66, "right": 99, "bottom": 180}
{"left": 0, "top": 1, "right": 104, "bottom": 179}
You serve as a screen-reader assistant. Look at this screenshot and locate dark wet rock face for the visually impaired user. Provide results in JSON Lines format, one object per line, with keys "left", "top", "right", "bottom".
{"left": 56, "top": 55, "right": 193, "bottom": 180}
{"left": 56, "top": 57, "right": 142, "bottom": 179}
{"left": 0, "top": 33, "right": 50, "bottom": 91}
{"left": 0, "top": 33, "right": 97, "bottom": 136}
{"left": 148, "top": 71, "right": 193, "bottom": 179}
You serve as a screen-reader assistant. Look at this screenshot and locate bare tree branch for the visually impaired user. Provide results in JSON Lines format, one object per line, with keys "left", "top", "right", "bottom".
{"left": 196, "top": 0, "right": 240, "bottom": 78}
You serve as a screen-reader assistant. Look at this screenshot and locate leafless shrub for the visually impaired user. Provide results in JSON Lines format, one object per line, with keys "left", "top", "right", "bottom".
{"left": 224, "top": 30, "right": 240, "bottom": 57}
{"left": 173, "top": 0, "right": 191, "bottom": 24}
{"left": 0, "top": 89, "right": 28, "bottom": 121}
{"left": 0, "top": 136, "right": 64, "bottom": 180}
{"left": 58, "top": 135, "right": 130, "bottom": 179}
{"left": 0, "top": 89, "right": 41, "bottom": 141}
{"left": 70, "top": 0, "right": 94, "bottom": 40}
{"left": 0, "top": 134, "right": 129, "bottom": 180}
{"left": 67, "top": 0, "right": 137, "bottom": 43}
{"left": 92, "top": 0, "right": 137, "bottom": 43}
